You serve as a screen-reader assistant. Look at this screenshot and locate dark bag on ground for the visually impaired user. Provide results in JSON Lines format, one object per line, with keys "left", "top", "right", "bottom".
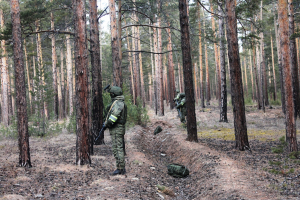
{"left": 167, "top": 163, "right": 189, "bottom": 178}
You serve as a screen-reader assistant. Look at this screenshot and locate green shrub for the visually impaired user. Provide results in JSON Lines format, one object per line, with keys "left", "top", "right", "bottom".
{"left": 0, "top": 115, "right": 18, "bottom": 139}
{"left": 288, "top": 151, "right": 300, "bottom": 159}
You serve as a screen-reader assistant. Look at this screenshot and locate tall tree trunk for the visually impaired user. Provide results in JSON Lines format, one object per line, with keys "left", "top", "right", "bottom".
{"left": 244, "top": 57, "right": 248, "bottom": 95}
{"left": 274, "top": 4, "right": 285, "bottom": 114}
{"left": 249, "top": 50, "right": 255, "bottom": 101}
{"left": 252, "top": 23, "right": 261, "bottom": 109}
{"left": 10, "top": 0, "right": 31, "bottom": 167}
{"left": 210, "top": 1, "right": 221, "bottom": 102}
{"left": 260, "top": 1, "right": 267, "bottom": 109}
{"left": 271, "top": 34, "right": 277, "bottom": 100}
{"left": 23, "top": 39, "right": 32, "bottom": 115}
{"left": 136, "top": 25, "right": 146, "bottom": 107}
{"left": 219, "top": 3, "right": 228, "bottom": 123}
{"left": 51, "top": 5, "right": 58, "bottom": 119}
{"left": 167, "top": 25, "right": 176, "bottom": 109}
{"left": 149, "top": 23, "right": 154, "bottom": 107}
{"left": 57, "top": 55, "right": 63, "bottom": 119}
{"left": 73, "top": 0, "right": 91, "bottom": 164}
{"left": 288, "top": 0, "right": 300, "bottom": 118}
{"left": 204, "top": 19, "right": 210, "bottom": 105}
{"left": 153, "top": 25, "right": 158, "bottom": 114}
{"left": 60, "top": 48, "right": 66, "bottom": 118}
{"left": 109, "top": 0, "right": 122, "bottom": 87}
{"left": 8, "top": 63, "right": 13, "bottom": 118}
{"left": 126, "top": 25, "right": 135, "bottom": 102}
{"left": 157, "top": 2, "right": 164, "bottom": 116}
{"left": 66, "top": 33, "right": 73, "bottom": 116}
{"left": 197, "top": 4, "right": 205, "bottom": 108}
{"left": 194, "top": 63, "right": 198, "bottom": 104}
{"left": 90, "top": 0, "right": 103, "bottom": 147}
{"left": 0, "top": 4, "right": 9, "bottom": 126}
{"left": 225, "top": 0, "right": 249, "bottom": 150}
{"left": 179, "top": 0, "right": 198, "bottom": 142}
{"left": 35, "top": 21, "right": 46, "bottom": 134}
{"left": 278, "top": 0, "right": 298, "bottom": 152}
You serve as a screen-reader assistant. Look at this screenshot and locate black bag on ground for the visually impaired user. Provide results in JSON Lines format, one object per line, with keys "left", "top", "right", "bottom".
{"left": 167, "top": 163, "right": 189, "bottom": 178}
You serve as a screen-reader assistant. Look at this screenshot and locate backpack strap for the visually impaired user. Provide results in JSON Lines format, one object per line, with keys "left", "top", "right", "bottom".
{"left": 105, "top": 100, "right": 118, "bottom": 123}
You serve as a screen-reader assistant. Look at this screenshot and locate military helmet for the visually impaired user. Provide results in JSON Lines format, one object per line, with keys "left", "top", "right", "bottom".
{"left": 175, "top": 89, "right": 180, "bottom": 93}
{"left": 109, "top": 86, "right": 123, "bottom": 96}
{"left": 179, "top": 93, "right": 185, "bottom": 98}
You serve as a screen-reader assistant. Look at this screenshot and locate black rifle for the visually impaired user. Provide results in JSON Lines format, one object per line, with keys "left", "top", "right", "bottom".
{"left": 94, "top": 123, "right": 106, "bottom": 144}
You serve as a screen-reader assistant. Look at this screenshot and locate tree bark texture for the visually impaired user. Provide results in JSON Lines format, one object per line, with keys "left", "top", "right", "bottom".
{"left": 51, "top": 6, "right": 58, "bottom": 119}
{"left": 204, "top": 19, "right": 210, "bottom": 105}
{"left": 136, "top": 25, "right": 146, "bottom": 107}
{"left": 210, "top": 2, "right": 221, "bottom": 102}
{"left": 59, "top": 48, "right": 66, "bottom": 118}
{"left": 167, "top": 25, "right": 176, "bottom": 109}
{"left": 10, "top": 0, "right": 31, "bottom": 167}
{"left": 225, "top": 0, "right": 249, "bottom": 150}
{"left": 198, "top": 4, "right": 205, "bottom": 108}
{"left": 109, "top": 0, "right": 122, "bottom": 87}
{"left": 157, "top": 10, "right": 164, "bottom": 116}
{"left": 274, "top": 5, "right": 285, "bottom": 114}
{"left": 288, "top": 0, "right": 300, "bottom": 118}
{"left": 278, "top": 0, "right": 298, "bottom": 152}
{"left": 23, "top": 39, "right": 32, "bottom": 115}
{"left": 270, "top": 34, "right": 277, "bottom": 100}
{"left": 90, "top": 0, "right": 103, "bottom": 147}
{"left": 73, "top": 0, "right": 91, "bottom": 164}
{"left": 1, "top": 4, "right": 9, "bottom": 126}
{"left": 219, "top": 3, "right": 228, "bottom": 123}
{"left": 66, "top": 33, "right": 73, "bottom": 116}
{"left": 179, "top": 0, "right": 198, "bottom": 142}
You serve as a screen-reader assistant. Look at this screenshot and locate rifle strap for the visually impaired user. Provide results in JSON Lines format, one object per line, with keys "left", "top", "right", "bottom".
{"left": 105, "top": 100, "right": 118, "bottom": 123}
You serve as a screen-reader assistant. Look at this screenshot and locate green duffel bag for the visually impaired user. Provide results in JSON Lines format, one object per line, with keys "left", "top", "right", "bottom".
{"left": 167, "top": 163, "right": 189, "bottom": 178}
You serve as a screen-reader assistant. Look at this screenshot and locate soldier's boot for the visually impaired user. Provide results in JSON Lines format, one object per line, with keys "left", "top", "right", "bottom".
{"left": 111, "top": 168, "right": 126, "bottom": 175}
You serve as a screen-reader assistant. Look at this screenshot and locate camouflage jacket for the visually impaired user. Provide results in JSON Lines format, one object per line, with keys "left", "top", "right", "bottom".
{"left": 176, "top": 97, "right": 186, "bottom": 108}
{"left": 104, "top": 95, "right": 127, "bottom": 127}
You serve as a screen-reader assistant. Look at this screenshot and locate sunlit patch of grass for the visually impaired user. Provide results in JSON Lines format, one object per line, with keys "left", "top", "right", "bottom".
{"left": 197, "top": 128, "right": 285, "bottom": 141}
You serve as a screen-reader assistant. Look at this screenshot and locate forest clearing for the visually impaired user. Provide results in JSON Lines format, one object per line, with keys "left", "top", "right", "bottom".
{"left": 1, "top": 102, "right": 299, "bottom": 200}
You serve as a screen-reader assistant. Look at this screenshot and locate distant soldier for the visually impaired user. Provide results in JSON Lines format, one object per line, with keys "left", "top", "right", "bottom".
{"left": 173, "top": 89, "right": 181, "bottom": 117}
{"left": 176, "top": 93, "right": 186, "bottom": 124}
{"left": 104, "top": 85, "right": 127, "bottom": 175}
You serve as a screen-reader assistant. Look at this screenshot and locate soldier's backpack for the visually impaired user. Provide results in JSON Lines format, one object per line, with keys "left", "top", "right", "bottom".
{"left": 167, "top": 163, "right": 189, "bottom": 178}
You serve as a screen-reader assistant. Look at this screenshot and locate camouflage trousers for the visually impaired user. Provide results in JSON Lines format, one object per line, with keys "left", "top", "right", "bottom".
{"left": 180, "top": 107, "right": 187, "bottom": 123}
{"left": 109, "top": 123, "right": 125, "bottom": 169}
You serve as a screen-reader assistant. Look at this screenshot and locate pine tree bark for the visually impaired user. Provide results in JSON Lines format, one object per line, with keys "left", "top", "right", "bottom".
{"left": 278, "top": 0, "right": 298, "bottom": 152}
{"left": 249, "top": 50, "right": 255, "bottom": 101}
{"left": 136, "top": 25, "right": 146, "bottom": 107}
{"left": 219, "top": 3, "right": 227, "bottom": 123}
{"left": 179, "top": 0, "right": 198, "bottom": 142}
{"left": 73, "top": 0, "right": 91, "bottom": 164}
{"left": 66, "top": 33, "right": 73, "bottom": 116}
{"left": 51, "top": 5, "right": 58, "bottom": 119}
{"left": 109, "top": 0, "right": 122, "bottom": 87}
{"left": 90, "top": 0, "right": 103, "bottom": 147}
{"left": 126, "top": 25, "right": 135, "bottom": 102}
{"left": 0, "top": 4, "right": 9, "bottom": 126}
{"left": 10, "top": 0, "right": 31, "bottom": 167}
{"left": 166, "top": 25, "right": 176, "bottom": 109}
{"left": 149, "top": 23, "right": 154, "bottom": 107}
{"left": 225, "top": 0, "right": 249, "bottom": 150}
{"left": 197, "top": 4, "right": 205, "bottom": 108}
{"left": 210, "top": 1, "right": 221, "bottom": 102}
{"left": 204, "top": 19, "right": 210, "bottom": 105}
{"left": 157, "top": 2, "right": 164, "bottom": 116}
{"left": 271, "top": 34, "right": 277, "bottom": 100}
{"left": 60, "top": 48, "right": 66, "bottom": 118}
{"left": 153, "top": 25, "right": 158, "bottom": 114}
{"left": 288, "top": 0, "right": 300, "bottom": 118}
{"left": 274, "top": 4, "right": 285, "bottom": 114}
{"left": 23, "top": 39, "right": 32, "bottom": 115}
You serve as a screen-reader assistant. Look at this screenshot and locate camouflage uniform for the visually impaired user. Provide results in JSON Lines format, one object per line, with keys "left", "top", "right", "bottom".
{"left": 176, "top": 95, "right": 186, "bottom": 123}
{"left": 104, "top": 86, "right": 127, "bottom": 174}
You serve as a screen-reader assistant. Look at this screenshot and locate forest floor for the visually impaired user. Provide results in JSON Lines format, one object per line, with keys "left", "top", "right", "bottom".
{"left": 1, "top": 100, "right": 300, "bottom": 200}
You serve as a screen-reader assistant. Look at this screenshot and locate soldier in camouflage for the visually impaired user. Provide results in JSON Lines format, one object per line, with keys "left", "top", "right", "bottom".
{"left": 104, "top": 85, "right": 127, "bottom": 175}
{"left": 176, "top": 93, "right": 186, "bottom": 124}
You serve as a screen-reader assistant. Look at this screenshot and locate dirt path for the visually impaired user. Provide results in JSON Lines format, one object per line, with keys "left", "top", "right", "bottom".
{"left": 0, "top": 104, "right": 298, "bottom": 199}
